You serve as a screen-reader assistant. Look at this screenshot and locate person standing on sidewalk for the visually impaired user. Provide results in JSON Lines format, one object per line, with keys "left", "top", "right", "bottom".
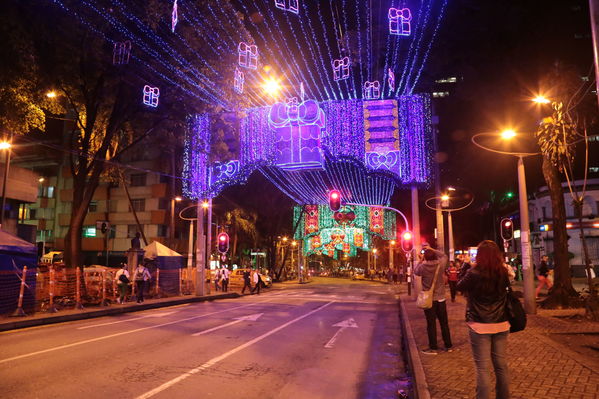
{"left": 446, "top": 261, "right": 459, "bottom": 302}
{"left": 535, "top": 255, "right": 553, "bottom": 299}
{"left": 133, "top": 263, "right": 151, "bottom": 303}
{"left": 457, "top": 240, "right": 511, "bottom": 399}
{"left": 414, "top": 245, "right": 453, "bottom": 354}
{"left": 115, "top": 263, "right": 130, "bottom": 304}
{"left": 220, "top": 265, "right": 230, "bottom": 292}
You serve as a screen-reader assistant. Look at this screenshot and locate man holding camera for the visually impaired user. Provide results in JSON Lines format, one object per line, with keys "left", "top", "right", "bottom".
{"left": 414, "top": 244, "right": 453, "bottom": 354}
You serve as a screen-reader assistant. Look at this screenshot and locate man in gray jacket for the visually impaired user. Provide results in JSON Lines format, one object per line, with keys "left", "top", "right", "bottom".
{"left": 414, "top": 245, "right": 453, "bottom": 354}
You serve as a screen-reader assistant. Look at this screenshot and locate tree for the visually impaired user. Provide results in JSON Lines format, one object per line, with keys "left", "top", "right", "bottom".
{"left": 225, "top": 208, "right": 258, "bottom": 265}
{"left": 3, "top": 0, "right": 250, "bottom": 268}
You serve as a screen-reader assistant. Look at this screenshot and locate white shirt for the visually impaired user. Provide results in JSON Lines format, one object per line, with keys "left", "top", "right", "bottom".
{"left": 115, "top": 269, "right": 130, "bottom": 284}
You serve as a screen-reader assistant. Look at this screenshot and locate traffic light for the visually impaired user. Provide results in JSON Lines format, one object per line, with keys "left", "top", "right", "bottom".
{"left": 101, "top": 222, "right": 107, "bottom": 234}
{"left": 328, "top": 190, "right": 341, "bottom": 212}
{"left": 217, "top": 232, "right": 229, "bottom": 254}
{"left": 401, "top": 231, "right": 414, "bottom": 252}
{"left": 500, "top": 218, "right": 514, "bottom": 240}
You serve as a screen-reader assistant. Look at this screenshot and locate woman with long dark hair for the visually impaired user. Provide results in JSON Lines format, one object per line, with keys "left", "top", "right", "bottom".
{"left": 457, "top": 240, "right": 514, "bottom": 399}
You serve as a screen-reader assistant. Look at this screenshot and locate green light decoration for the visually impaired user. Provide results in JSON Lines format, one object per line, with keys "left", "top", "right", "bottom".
{"left": 293, "top": 204, "right": 397, "bottom": 259}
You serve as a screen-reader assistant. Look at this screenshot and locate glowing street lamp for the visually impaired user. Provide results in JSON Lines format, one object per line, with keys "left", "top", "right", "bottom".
{"left": 46, "top": 91, "right": 57, "bottom": 99}
{"left": 500, "top": 129, "right": 517, "bottom": 140}
{"left": 201, "top": 201, "right": 209, "bottom": 209}
{"left": 532, "top": 95, "right": 550, "bottom": 104}
{"left": 262, "top": 77, "right": 282, "bottom": 98}
{"left": 0, "top": 140, "right": 12, "bottom": 229}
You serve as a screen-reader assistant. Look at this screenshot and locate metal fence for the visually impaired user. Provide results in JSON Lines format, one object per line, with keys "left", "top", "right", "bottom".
{"left": 0, "top": 266, "right": 198, "bottom": 317}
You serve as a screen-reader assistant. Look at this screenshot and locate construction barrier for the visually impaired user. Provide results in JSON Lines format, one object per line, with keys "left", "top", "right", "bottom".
{"left": 0, "top": 266, "right": 198, "bottom": 317}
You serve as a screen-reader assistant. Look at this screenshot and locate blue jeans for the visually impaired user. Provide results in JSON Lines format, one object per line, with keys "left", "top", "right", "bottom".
{"left": 468, "top": 329, "right": 509, "bottom": 399}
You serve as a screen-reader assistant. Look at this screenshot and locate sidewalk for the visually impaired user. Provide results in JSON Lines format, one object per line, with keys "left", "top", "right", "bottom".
{"left": 0, "top": 291, "right": 240, "bottom": 332}
{"left": 399, "top": 287, "right": 599, "bottom": 399}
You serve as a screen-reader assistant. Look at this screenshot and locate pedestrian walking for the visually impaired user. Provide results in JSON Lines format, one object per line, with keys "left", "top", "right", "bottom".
{"left": 115, "top": 263, "right": 130, "bottom": 304}
{"left": 458, "top": 255, "right": 472, "bottom": 280}
{"left": 414, "top": 245, "right": 453, "bottom": 354}
{"left": 132, "top": 263, "right": 151, "bottom": 303}
{"left": 251, "top": 269, "right": 262, "bottom": 295}
{"left": 214, "top": 268, "right": 221, "bottom": 291}
{"left": 535, "top": 255, "right": 553, "bottom": 299}
{"left": 220, "top": 265, "right": 230, "bottom": 292}
{"left": 457, "top": 240, "right": 512, "bottom": 399}
{"left": 446, "top": 261, "right": 459, "bottom": 302}
{"left": 241, "top": 267, "right": 252, "bottom": 294}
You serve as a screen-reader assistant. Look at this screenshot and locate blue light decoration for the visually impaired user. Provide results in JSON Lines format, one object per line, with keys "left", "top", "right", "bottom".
{"left": 389, "top": 7, "right": 412, "bottom": 36}
{"left": 112, "top": 40, "right": 131, "bottom": 65}
{"left": 275, "top": 0, "right": 299, "bottom": 14}
{"left": 171, "top": 0, "right": 178, "bottom": 33}
{"left": 210, "top": 160, "right": 241, "bottom": 190}
{"left": 332, "top": 57, "right": 350, "bottom": 82}
{"left": 268, "top": 98, "right": 326, "bottom": 170}
{"left": 364, "top": 100, "right": 400, "bottom": 175}
{"left": 300, "top": 82, "right": 305, "bottom": 102}
{"left": 363, "top": 81, "right": 380, "bottom": 100}
{"left": 387, "top": 68, "right": 395, "bottom": 93}
{"left": 238, "top": 42, "right": 258, "bottom": 70}
{"left": 142, "top": 85, "right": 160, "bottom": 107}
{"left": 234, "top": 68, "right": 244, "bottom": 94}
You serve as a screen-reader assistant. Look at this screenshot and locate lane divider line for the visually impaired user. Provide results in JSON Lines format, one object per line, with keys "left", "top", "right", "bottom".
{"left": 77, "top": 311, "right": 178, "bottom": 330}
{"left": 135, "top": 301, "right": 335, "bottom": 399}
{"left": 191, "top": 313, "right": 264, "bottom": 337}
{"left": 0, "top": 300, "right": 272, "bottom": 365}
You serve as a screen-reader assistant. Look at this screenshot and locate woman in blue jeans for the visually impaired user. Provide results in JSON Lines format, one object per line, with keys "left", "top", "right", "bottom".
{"left": 457, "top": 240, "right": 514, "bottom": 399}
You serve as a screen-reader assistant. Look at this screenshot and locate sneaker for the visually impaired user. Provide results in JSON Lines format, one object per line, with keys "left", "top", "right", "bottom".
{"left": 421, "top": 349, "right": 438, "bottom": 355}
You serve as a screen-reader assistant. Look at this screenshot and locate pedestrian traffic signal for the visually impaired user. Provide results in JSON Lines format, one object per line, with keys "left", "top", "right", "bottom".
{"left": 217, "top": 232, "right": 229, "bottom": 254}
{"left": 328, "top": 190, "right": 341, "bottom": 211}
{"left": 401, "top": 231, "right": 414, "bottom": 252}
{"left": 501, "top": 218, "right": 514, "bottom": 240}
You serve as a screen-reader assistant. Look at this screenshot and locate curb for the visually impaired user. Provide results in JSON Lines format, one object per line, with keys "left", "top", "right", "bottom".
{"left": 0, "top": 293, "right": 240, "bottom": 332}
{"left": 399, "top": 297, "right": 431, "bottom": 399}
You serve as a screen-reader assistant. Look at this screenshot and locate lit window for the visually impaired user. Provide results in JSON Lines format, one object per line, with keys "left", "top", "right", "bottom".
{"left": 89, "top": 201, "right": 98, "bottom": 212}
{"left": 82, "top": 226, "right": 96, "bottom": 238}
{"left": 432, "top": 91, "right": 450, "bottom": 98}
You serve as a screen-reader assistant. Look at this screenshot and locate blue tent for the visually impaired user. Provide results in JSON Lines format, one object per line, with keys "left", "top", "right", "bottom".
{"left": 0, "top": 230, "right": 37, "bottom": 315}
{"left": 143, "top": 241, "right": 183, "bottom": 295}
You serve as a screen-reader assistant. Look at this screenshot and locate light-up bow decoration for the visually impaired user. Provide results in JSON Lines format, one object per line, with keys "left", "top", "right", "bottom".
{"left": 365, "top": 151, "right": 399, "bottom": 170}
{"left": 268, "top": 98, "right": 326, "bottom": 170}
{"left": 234, "top": 68, "right": 244, "bottom": 94}
{"left": 275, "top": 0, "right": 299, "bottom": 14}
{"left": 210, "top": 160, "right": 240, "bottom": 187}
{"left": 363, "top": 81, "right": 380, "bottom": 100}
{"left": 238, "top": 42, "right": 258, "bottom": 70}
{"left": 171, "top": 0, "right": 178, "bottom": 33}
{"left": 113, "top": 41, "right": 131, "bottom": 65}
{"left": 388, "top": 8, "right": 412, "bottom": 36}
{"left": 332, "top": 57, "right": 350, "bottom": 81}
{"left": 388, "top": 69, "right": 395, "bottom": 93}
{"left": 142, "top": 85, "right": 160, "bottom": 107}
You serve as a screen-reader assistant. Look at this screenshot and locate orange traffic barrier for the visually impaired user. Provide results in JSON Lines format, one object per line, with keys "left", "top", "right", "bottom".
{"left": 101, "top": 270, "right": 109, "bottom": 306}
{"left": 112, "top": 271, "right": 117, "bottom": 302}
{"left": 75, "top": 267, "right": 84, "bottom": 309}
{"left": 155, "top": 269, "right": 161, "bottom": 298}
{"left": 11, "top": 266, "right": 28, "bottom": 317}
{"left": 48, "top": 266, "right": 58, "bottom": 313}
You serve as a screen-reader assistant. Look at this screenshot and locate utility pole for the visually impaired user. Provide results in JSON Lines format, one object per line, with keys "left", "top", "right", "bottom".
{"left": 590, "top": 0, "right": 599, "bottom": 109}
{"left": 195, "top": 203, "right": 205, "bottom": 296}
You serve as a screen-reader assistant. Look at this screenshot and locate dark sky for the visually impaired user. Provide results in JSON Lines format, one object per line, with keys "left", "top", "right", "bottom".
{"left": 392, "top": 0, "right": 597, "bottom": 248}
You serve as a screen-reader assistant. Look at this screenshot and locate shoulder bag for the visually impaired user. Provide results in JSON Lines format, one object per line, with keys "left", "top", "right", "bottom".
{"left": 506, "top": 285, "right": 526, "bottom": 333}
{"left": 416, "top": 263, "right": 442, "bottom": 309}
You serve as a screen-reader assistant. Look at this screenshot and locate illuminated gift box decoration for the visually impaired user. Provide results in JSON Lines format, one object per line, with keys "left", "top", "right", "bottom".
{"left": 238, "top": 42, "right": 258, "bottom": 70}
{"left": 113, "top": 41, "right": 131, "bottom": 65}
{"left": 364, "top": 100, "right": 400, "bottom": 174}
{"left": 269, "top": 98, "right": 325, "bottom": 170}
{"left": 389, "top": 7, "right": 412, "bottom": 36}
{"left": 275, "top": 0, "right": 299, "bottom": 14}
{"left": 143, "top": 85, "right": 160, "bottom": 107}
{"left": 332, "top": 57, "right": 350, "bottom": 81}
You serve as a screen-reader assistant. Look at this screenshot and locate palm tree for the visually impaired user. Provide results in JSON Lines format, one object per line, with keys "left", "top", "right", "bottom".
{"left": 225, "top": 208, "right": 258, "bottom": 265}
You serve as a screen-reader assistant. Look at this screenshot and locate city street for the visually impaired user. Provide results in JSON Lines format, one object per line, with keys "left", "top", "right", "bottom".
{"left": 0, "top": 279, "right": 404, "bottom": 399}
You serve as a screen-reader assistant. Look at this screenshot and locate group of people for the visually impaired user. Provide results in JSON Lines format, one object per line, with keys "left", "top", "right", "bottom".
{"left": 214, "top": 265, "right": 231, "bottom": 292}
{"left": 241, "top": 267, "right": 264, "bottom": 295}
{"left": 114, "top": 262, "right": 152, "bottom": 304}
{"left": 415, "top": 241, "right": 514, "bottom": 399}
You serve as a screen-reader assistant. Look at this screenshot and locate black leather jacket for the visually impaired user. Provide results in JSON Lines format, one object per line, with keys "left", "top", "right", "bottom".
{"left": 456, "top": 269, "right": 509, "bottom": 323}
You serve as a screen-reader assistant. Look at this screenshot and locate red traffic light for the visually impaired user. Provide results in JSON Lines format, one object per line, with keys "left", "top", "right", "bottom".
{"left": 401, "top": 230, "right": 414, "bottom": 252}
{"left": 328, "top": 190, "right": 341, "bottom": 212}
{"left": 217, "top": 232, "right": 230, "bottom": 254}
{"left": 500, "top": 218, "right": 514, "bottom": 241}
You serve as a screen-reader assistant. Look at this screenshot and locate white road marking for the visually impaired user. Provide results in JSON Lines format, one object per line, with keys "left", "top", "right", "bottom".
{"left": 135, "top": 301, "right": 335, "bottom": 399}
{"left": 191, "top": 313, "right": 263, "bottom": 336}
{"left": 77, "top": 311, "right": 178, "bottom": 330}
{"left": 0, "top": 301, "right": 270, "bottom": 365}
{"left": 324, "top": 318, "right": 359, "bottom": 349}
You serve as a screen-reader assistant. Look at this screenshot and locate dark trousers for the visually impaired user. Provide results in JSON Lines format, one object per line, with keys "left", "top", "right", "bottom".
{"left": 222, "top": 279, "right": 229, "bottom": 292}
{"left": 136, "top": 281, "right": 145, "bottom": 302}
{"left": 448, "top": 281, "right": 457, "bottom": 301}
{"left": 424, "top": 300, "right": 452, "bottom": 350}
{"left": 251, "top": 280, "right": 261, "bottom": 294}
{"left": 242, "top": 280, "right": 252, "bottom": 294}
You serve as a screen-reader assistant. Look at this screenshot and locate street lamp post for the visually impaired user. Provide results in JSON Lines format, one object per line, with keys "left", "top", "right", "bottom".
{"left": 389, "top": 240, "right": 395, "bottom": 271}
{"left": 472, "top": 131, "right": 539, "bottom": 314}
{"left": 170, "top": 196, "right": 182, "bottom": 246}
{"left": 0, "top": 139, "right": 12, "bottom": 230}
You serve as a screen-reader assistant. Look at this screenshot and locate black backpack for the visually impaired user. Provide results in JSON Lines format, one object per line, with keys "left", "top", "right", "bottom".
{"left": 119, "top": 273, "right": 130, "bottom": 284}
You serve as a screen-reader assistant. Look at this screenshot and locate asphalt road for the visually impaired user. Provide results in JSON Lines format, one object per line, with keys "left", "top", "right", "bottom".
{"left": 0, "top": 278, "right": 406, "bottom": 399}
